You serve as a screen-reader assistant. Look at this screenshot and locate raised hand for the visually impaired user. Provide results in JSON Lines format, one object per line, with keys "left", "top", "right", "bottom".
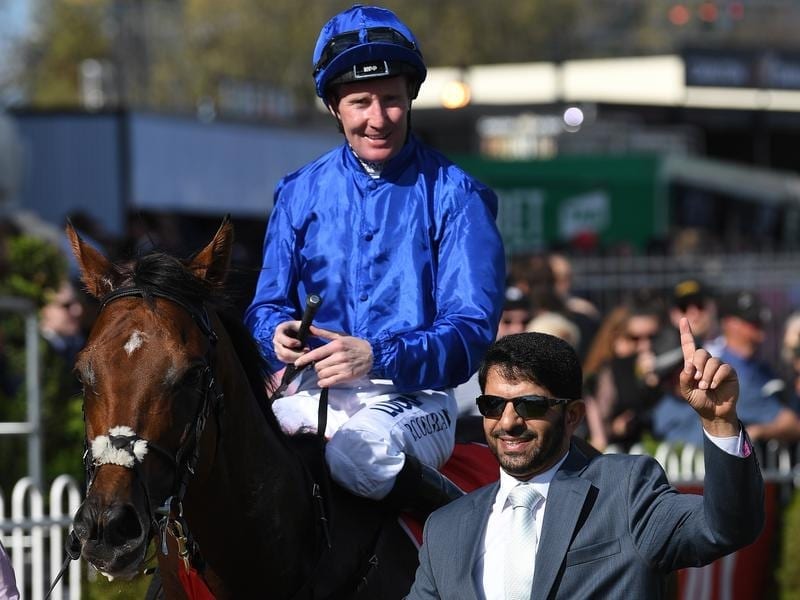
{"left": 678, "top": 317, "right": 740, "bottom": 437}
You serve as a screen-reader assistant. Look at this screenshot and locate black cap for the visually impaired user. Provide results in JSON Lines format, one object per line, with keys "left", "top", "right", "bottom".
{"left": 503, "top": 286, "right": 530, "bottom": 311}
{"left": 672, "top": 278, "right": 710, "bottom": 310}
{"left": 720, "top": 290, "right": 770, "bottom": 327}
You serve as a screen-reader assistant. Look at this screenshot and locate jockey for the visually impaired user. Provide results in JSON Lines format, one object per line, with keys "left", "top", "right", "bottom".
{"left": 245, "top": 4, "right": 505, "bottom": 515}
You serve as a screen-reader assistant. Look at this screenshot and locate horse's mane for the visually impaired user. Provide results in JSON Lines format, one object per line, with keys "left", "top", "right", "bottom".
{"left": 115, "top": 251, "right": 279, "bottom": 425}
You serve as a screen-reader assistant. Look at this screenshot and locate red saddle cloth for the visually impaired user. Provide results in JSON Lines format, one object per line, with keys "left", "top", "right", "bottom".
{"left": 178, "top": 562, "right": 215, "bottom": 600}
{"left": 177, "top": 442, "right": 498, "bottom": 599}
{"left": 399, "top": 442, "right": 499, "bottom": 547}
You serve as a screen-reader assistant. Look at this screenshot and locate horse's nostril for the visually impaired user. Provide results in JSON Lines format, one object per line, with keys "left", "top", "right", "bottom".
{"left": 102, "top": 504, "right": 144, "bottom": 546}
{"left": 73, "top": 503, "right": 98, "bottom": 541}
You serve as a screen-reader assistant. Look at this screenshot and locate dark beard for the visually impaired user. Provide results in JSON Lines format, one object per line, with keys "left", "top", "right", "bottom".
{"left": 495, "top": 411, "right": 567, "bottom": 478}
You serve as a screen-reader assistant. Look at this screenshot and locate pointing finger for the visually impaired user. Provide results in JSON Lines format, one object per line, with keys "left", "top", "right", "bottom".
{"left": 679, "top": 317, "right": 696, "bottom": 364}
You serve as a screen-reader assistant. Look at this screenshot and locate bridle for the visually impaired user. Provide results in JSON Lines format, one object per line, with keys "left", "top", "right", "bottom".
{"left": 48, "top": 285, "right": 223, "bottom": 598}
{"left": 85, "top": 287, "right": 223, "bottom": 579}
{"left": 50, "top": 285, "right": 339, "bottom": 599}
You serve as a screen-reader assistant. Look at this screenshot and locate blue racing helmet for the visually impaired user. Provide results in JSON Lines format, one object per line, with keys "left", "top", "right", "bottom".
{"left": 312, "top": 4, "right": 427, "bottom": 102}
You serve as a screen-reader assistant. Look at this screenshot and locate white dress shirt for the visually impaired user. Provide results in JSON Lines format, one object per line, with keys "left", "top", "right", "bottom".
{"left": 474, "top": 452, "right": 568, "bottom": 600}
{"left": 472, "top": 429, "right": 745, "bottom": 600}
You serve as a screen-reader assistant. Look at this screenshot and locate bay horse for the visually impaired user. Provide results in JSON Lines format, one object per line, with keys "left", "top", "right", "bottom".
{"left": 67, "top": 219, "right": 427, "bottom": 598}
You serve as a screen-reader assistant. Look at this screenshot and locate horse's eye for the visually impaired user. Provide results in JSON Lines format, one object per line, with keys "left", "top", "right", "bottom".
{"left": 179, "top": 365, "right": 205, "bottom": 389}
{"left": 73, "top": 360, "right": 99, "bottom": 397}
{"left": 73, "top": 368, "right": 90, "bottom": 391}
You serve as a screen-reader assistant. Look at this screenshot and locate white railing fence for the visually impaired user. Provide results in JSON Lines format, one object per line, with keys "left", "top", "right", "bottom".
{"left": 609, "top": 439, "right": 800, "bottom": 487}
{"left": 0, "top": 476, "right": 82, "bottom": 600}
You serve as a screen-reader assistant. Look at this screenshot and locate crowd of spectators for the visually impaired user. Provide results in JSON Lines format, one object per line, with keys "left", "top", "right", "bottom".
{"left": 483, "top": 250, "right": 800, "bottom": 453}
{"left": 4, "top": 211, "right": 800, "bottom": 482}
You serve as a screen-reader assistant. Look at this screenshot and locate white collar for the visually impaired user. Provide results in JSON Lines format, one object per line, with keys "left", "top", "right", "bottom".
{"left": 349, "top": 145, "right": 384, "bottom": 178}
{"left": 496, "top": 450, "right": 569, "bottom": 509}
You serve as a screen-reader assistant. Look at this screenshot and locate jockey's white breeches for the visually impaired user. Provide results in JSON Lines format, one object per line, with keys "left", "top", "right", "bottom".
{"left": 271, "top": 371, "right": 457, "bottom": 500}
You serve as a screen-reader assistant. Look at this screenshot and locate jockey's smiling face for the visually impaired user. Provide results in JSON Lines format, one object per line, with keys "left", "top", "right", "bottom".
{"left": 329, "top": 75, "right": 411, "bottom": 164}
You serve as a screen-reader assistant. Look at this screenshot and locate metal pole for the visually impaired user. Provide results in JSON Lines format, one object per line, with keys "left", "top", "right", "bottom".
{"left": 25, "top": 311, "right": 42, "bottom": 491}
{"left": 0, "top": 296, "right": 43, "bottom": 490}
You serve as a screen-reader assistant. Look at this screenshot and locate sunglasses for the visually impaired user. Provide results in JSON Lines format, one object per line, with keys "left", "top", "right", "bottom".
{"left": 476, "top": 394, "right": 571, "bottom": 419}
{"left": 677, "top": 299, "right": 706, "bottom": 312}
{"left": 314, "top": 27, "right": 417, "bottom": 75}
{"left": 625, "top": 332, "right": 656, "bottom": 343}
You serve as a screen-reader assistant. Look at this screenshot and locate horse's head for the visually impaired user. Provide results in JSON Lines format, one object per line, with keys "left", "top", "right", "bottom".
{"left": 68, "top": 219, "right": 234, "bottom": 580}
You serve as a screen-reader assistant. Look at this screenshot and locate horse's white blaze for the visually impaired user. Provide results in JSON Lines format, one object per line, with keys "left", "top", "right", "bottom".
{"left": 91, "top": 425, "right": 149, "bottom": 468}
{"left": 124, "top": 330, "right": 147, "bottom": 356}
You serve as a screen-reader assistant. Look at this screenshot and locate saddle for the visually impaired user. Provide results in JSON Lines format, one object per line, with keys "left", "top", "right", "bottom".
{"left": 276, "top": 417, "right": 499, "bottom": 599}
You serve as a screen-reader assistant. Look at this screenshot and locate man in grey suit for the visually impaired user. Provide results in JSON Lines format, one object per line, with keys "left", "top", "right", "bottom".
{"left": 407, "top": 319, "right": 764, "bottom": 599}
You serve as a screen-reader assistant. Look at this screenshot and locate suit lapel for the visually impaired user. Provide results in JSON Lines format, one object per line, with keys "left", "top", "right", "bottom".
{"left": 456, "top": 483, "right": 498, "bottom": 600}
{"left": 532, "top": 445, "right": 592, "bottom": 599}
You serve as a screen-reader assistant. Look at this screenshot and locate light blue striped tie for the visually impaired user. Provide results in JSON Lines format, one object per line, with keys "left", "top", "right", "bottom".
{"left": 504, "top": 484, "right": 543, "bottom": 600}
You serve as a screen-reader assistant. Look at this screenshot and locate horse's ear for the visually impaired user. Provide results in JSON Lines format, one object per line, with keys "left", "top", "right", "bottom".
{"left": 66, "top": 222, "right": 119, "bottom": 299}
{"left": 189, "top": 216, "right": 233, "bottom": 286}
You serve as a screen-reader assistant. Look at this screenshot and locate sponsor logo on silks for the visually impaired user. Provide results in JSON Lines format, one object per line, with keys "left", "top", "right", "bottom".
{"left": 370, "top": 394, "right": 423, "bottom": 417}
{"left": 403, "top": 409, "right": 453, "bottom": 441}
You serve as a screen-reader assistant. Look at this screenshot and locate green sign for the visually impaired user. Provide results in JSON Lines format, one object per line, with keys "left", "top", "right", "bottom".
{"left": 456, "top": 154, "right": 666, "bottom": 253}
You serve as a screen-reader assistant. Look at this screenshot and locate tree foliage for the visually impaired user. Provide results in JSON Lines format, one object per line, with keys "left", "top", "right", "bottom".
{"left": 13, "top": 0, "right": 800, "bottom": 118}
{"left": 0, "top": 232, "right": 84, "bottom": 490}
{"left": 0, "top": 233, "right": 66, "bottom": 300}
{"left": 23, "top": 0, "right": 111, "bottom": 107}
{"left": 13, "top": 0, "right": 800, "bottom": 129}
{"left": 13, "top": 0, "right": 591, "bottom": 117}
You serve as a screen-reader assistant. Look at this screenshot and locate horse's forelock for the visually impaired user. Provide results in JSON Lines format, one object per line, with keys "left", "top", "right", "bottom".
{"left": 117, "top": 251, "right": 215, "bottom": 308}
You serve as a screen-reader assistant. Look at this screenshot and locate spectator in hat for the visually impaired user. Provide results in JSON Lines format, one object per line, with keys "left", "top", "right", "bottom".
{"left": 657, "top": 290, "right": 800, "bottom": 445}
{"left": 721, "top": 291, "right": 800, "bottom": 443}
{"left": 668, "top": 278, "right": 723, "bottom": 357}
{"left": 497, "top": 286, "right": 533, "bottom": 339}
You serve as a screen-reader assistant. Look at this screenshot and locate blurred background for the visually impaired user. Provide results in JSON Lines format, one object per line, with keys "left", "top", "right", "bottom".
{"left": 2, "top": 1, "right": 800, "bottom": 598}
{"left": 3, "top": 1, "right": 800, "bottom": 311}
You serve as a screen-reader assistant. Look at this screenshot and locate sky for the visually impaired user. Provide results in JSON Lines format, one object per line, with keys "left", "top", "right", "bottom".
{"left": 0, "top": 0, "right": 32, "bottom": 103}
{"left": 0, "top": 0, "right": 31, "bottom": 37}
